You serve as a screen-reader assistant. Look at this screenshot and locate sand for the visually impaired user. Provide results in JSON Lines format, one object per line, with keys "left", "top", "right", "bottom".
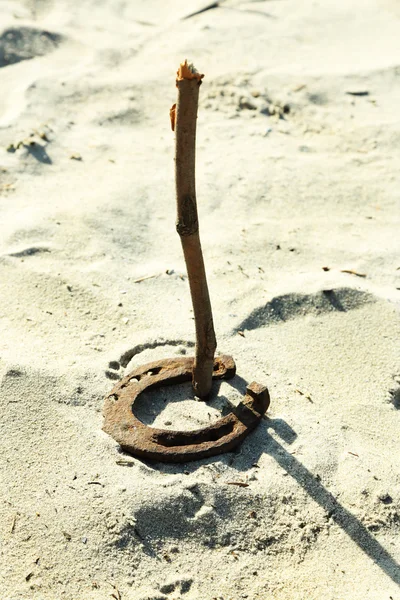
{"left": 0, "top": 0, "right": 399, "bottom": 598}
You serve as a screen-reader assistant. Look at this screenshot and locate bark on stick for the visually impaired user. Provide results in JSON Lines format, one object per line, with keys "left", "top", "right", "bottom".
{"left": 173, "top": 60, "right": 217, "bottom": 399}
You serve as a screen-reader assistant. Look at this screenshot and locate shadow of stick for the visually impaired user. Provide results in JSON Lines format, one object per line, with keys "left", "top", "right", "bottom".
{"left": 127, "top": 378, "right": 400, "bottom": 587}
{"left": 266, "top": 420, "right": 400, "bottom": 586}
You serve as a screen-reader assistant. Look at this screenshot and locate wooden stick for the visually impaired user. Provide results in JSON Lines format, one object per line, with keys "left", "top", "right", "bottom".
{"left": 173, "top": 60, "right": 217, "bottom": 399}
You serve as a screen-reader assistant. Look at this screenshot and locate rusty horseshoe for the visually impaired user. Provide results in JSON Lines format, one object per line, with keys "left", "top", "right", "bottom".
{"left": 103, "top": 355, "right": 270, "bottom": 463}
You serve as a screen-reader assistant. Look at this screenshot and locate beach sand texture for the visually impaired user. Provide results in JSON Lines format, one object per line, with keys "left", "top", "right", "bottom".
{"left": 1, "top": 0, "right": 400, "bottom": 598}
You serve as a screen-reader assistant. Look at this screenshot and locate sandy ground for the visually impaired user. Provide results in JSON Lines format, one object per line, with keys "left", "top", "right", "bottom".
{"left": 1, "top": 0, "right": 400, "bottom": 598}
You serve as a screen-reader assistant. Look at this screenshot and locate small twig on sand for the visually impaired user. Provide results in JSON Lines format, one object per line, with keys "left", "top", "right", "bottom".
{"left": 108, "top": 582, "right": 122, "bottom": 600}
{"left": 226, "top": 481, "right": 249, "bottom": 488}
{"left": 10, "top": 513, "right": 17, "bottom": 534}
{"left": 173, "top": 60, "right": 217, "bottom": 399}
{"left": 132, "top": 273, "right": 160, "bottom": 283}
{"left": 341, "top": 269, "right": 367, "bottom": 278}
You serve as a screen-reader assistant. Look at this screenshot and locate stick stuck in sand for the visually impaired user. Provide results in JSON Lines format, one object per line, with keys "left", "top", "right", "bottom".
{"left": 173, "top": 60, "right": 216, "bottom": 399}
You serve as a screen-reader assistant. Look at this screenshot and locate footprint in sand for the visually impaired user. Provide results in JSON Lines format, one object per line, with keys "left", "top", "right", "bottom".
{"left": 0, "top": 27, "right": 63, "bottom": 68}
{"left": 234, "top": 287, "right": 376, "bottom": 332}
{"left": 0, "top": 24, "right": 87, "bottom": 128}
{"left": 0, "top": 25, "right": 64, "bottom": 128}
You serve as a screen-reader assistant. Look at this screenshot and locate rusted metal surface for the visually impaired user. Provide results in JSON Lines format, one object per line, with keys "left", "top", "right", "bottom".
{"left": 103, "top": 355, "right": 270, "bottom": 463}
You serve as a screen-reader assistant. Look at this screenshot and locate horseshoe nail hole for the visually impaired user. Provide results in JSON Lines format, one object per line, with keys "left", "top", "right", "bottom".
{"left": 119, "top": 375, "right": 142, "bottom": 389}
{"left": 109, "top": 393, "right": 119, "bottom": 402}
{"left": 147, "top": 366, "right": 162, "bottom": 376}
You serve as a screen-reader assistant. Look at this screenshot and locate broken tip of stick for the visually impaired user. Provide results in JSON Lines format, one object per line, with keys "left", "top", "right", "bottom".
{"left": 176, "top": 59, "right": 204, "bottom": 83}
